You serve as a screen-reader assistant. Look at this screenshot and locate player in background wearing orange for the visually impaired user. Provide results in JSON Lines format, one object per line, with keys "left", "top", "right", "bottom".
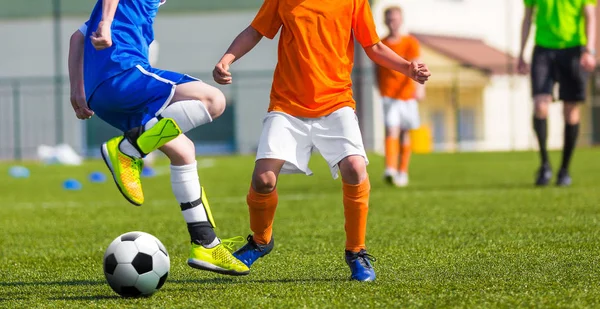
{"left": 213, "top": 0, "right": 430, "bottom": 281}
{"left": 376, "top": 6, "right": 425, "bottom": 187}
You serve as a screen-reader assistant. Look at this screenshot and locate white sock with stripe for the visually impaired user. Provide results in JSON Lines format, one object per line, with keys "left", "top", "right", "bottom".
{"left": 171, "top": 161, "right": 219, "bottom": 248}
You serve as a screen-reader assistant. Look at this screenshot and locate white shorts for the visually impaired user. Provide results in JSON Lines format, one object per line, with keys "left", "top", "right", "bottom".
{"left": 382, "top": 97, "right": 420, "bottom": 130}
{"left": 256, "top": 107, "right": 369, "bottom": 179}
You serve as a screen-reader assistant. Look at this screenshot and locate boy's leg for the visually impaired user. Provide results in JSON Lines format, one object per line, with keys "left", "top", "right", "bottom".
{"left": 102, "top": 80, "right": 226, "bottom": 206}
{"left": 383, "top": 98, "right": 401, "bottom": 183}
{"left": 396, "top": 130, "right": 411, "bottom": 187}
{"left": 530, "top": 46, "right": 554, "bottom": 186}
{"left": 384, "top": 127, "right": 401, "bottom": 183}
{"left": 338, "top": 155, "right": 370, "bottom": 253}
{"left": 557, "top": 102, "right": 580, "bottom": 186}
{"left": 312, "top": 107, "right": 375, "bottom": 281}
{"left": 556, "top": 47, "right": 587, "bottom": 186}
{"left": 233, "top": 159, "right": 284, "bottom": 267}
{"left": 233, "top": 111, "right": 311, "bottom": 268}
{"left": 159, "top": 135, "right": 249, "bottom": 276}
{"left": 396, "top": 99, "right": 419, "bottom": 187}
{"left": 339, "top": 155, "right": 375, "bottom": 282}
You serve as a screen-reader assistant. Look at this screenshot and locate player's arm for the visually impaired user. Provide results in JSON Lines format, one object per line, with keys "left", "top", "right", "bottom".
{"left": 90, "top": 0, "right": 120, "bottom": 50}
{"left": 581, "top": 3, "right": 597, "bottom": 72}
{"left": 364, "top": 43, "right": 430, "bottom": 84}
{"left": 214, "top": 0, "right": 281, "bottom": 85}
{"left": 517, "top": 5, "right": 534, "bottom": 74}
{"left": 68, "top": 26, "right": 94, "bottom": 119}
{"left": 213, "top": 26, "right": 264, "bottom": 85}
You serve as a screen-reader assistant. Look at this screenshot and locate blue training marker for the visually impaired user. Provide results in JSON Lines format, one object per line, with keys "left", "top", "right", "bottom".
{"left": 8, "top": 166, "right": 30, "bottom": 179}
{"left": 142, "top": 166, "right": 156, "bottom": 178}
{"left": 63, "top": 179, "right": 83, "bottom": 191}
{"left": 89, "top": 171, "right": 107, "bottom": 183}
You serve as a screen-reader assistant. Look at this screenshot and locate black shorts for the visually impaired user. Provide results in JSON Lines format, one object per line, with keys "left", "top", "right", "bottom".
{"left": 531, "top": 45, "right": 589, "bottom": 102}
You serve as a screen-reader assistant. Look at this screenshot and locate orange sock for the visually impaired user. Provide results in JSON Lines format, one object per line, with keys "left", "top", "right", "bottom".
{"left": 247, "top": 186, "right": 278, "bottom": 245}
{"left": 399, "top": 143, "right": 412, "bottom": 173}
{"left": 385, "top": 136, "right": 400, "bottom": 170}
{"left": 342, "top": 177, "right": 370, "bottom": 252}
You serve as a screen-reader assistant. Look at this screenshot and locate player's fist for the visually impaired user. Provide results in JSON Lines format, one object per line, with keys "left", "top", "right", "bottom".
{"left": 213, "top": 62, "right": 232, "bottom": 85}
{"left": 70, "top": 91, "right": 94, "bottom": 120}
{"left": 517, "top": 57, "right": 529, "bottom": 75}
{"left": 410, "top": 62, "right": 431, "bottom": 84}
{"left": 91, "top": 21, "right": 113, "bottom": 51}
{"left": 581, "top": 51, "right": 597, "bottom": 73}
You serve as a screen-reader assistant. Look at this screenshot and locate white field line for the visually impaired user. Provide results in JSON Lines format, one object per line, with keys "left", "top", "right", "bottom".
{"left": 1, "top": 186, "right": 544, "bottom": 210}
{"left": 6, "top": 192, "right": 334, "bottom": 209}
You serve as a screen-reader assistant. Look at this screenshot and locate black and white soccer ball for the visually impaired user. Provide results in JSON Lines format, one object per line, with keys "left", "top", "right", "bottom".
{"left": 103, "top": 231, "right": 170, "bottom": 297}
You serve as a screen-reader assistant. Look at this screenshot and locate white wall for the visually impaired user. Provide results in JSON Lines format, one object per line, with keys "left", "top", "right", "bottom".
{"left": 372, "top": 0, "right": 530, "bottom": 58}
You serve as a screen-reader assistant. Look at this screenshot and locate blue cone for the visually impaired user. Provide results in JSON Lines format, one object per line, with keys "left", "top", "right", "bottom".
{"left": 142, "top": 166, "right": 156, "bottom": 178}
{"left": 8, "top": 166, "right": 30, "bottom": 179}
{"left": 63, "top": 179, "right": 82, "bottom": 191}
{"left": 89, "top": 171, "right": 107, "bottom": 183}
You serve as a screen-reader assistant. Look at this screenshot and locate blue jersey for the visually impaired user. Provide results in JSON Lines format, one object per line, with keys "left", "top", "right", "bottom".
{"left": 82, "top": 0, "right": 164, "bottom": 101}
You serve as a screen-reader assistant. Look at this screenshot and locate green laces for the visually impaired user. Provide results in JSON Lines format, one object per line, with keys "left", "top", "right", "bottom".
{"left": 220, "top": 236, "right": 246, "bottom": 252}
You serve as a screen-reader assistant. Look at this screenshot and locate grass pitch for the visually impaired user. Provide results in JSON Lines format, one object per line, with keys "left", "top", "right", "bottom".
{"left": 1, "top": 149, "right": 600, "bottom": 308}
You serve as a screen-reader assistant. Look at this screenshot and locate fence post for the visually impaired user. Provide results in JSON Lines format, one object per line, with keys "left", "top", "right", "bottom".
{"left": 452, "top": 66, "right": 460, "bottom": 152}
{"left": 53, "top": 0, "right": 64, "bottom": 144}
{"left": 12, "top": 81, "right": 21, "bottom": 161}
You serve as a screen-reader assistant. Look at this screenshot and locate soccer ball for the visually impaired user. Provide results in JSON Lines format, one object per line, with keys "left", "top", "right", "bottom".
{"left": 103, "top": 231, "right": 170, "bottom": 297}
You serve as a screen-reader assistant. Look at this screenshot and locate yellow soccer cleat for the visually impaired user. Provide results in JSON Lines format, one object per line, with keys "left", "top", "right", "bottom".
{"left": 187, "top": 237, "right": 250, "bottom": 276}
{"left": 101, "top": 136, "right": 145, "bottom": 206}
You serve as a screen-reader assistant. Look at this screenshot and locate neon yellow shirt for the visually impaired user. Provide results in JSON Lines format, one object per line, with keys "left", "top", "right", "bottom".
{"left": 525, "top": 0, "right": 597, "bottom": 49}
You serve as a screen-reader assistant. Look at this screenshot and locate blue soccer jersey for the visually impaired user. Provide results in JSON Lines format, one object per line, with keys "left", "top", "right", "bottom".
{"left": 81, "top": 0, "right": 165, "bottom": 101}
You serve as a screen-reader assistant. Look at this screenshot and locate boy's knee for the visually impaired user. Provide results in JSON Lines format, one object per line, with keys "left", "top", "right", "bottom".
{"left": 161, "top": 136, "right": 196, "bottom": 166}
{"left": 252, "top": 171, "right": 277, "bottom": 194}
{"left": 204, "top": 90, "right": 226, "bottom": 120}
{"left": 339, "top": 156, "right": 367, "bottom": 185}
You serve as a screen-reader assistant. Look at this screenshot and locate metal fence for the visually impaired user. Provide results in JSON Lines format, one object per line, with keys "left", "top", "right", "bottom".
{"left": 1, "top": 67, "right": 599, "bottom": 161}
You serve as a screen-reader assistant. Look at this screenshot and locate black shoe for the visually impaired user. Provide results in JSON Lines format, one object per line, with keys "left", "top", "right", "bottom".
{"left": 556, "top": 169, "right": 572, "bottom": 187}
{"left": 535, "top": 164, "right": 552, "bottom": 186}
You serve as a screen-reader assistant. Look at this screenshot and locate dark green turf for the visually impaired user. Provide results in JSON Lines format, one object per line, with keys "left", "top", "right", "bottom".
{"left": 1, "top": 149, "right": 600, "bottom": 308}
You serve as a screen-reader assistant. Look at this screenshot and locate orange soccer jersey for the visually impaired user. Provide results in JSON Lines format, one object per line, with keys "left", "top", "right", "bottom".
{"left": 377, "top": 36, "right": 420, "bottom": 101}
{"left": 251, "top": 0, "right": 381, "bottom": 118}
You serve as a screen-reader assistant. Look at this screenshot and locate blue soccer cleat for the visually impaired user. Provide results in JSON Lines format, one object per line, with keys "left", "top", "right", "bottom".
{"left": 345, "top": 249, "right": 376, "bottom": 282}
{"left": 233, "top": 234, "right": 274, "bottom": 268}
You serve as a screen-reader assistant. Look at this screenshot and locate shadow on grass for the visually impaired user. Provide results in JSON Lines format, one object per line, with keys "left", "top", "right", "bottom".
{"left": 48, "top": 295, "right": 120, "bottom": 301}
{"left": 0, "top": 280, "right": 103, "bottom": 287}
{"left": 171, "top": 277, "right": 344, "bottom": 285}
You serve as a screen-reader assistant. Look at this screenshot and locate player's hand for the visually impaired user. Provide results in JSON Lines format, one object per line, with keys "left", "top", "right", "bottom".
{"left": 580, "top": 51, "right": 597, "bottom": 73}
{"left": 90, "top": 21, "right": 113, "bottom": 51}
{"left": 517, "top": 57, "right": 529, "bottom": 75}
{"left": 213, "top": 62, "right": 232, "bottom": 85}
{"left": 70, "top": 91, "right": 94, "bottom": 120}
{"left": 409, "top": 62, "right": 430, "bottom": 84}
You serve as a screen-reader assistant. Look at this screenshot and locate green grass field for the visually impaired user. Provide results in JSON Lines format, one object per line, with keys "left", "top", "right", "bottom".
{"left": 1, "top": 149, "right": 600, "bottom": 308}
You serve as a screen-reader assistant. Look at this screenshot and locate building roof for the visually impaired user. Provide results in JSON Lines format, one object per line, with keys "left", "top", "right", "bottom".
{"left": 413, "top": 33, "right": 516, "bottom": 75}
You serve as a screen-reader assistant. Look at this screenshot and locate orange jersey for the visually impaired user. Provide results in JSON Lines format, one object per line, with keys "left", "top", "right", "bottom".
{"left": 377, "top": 36, "right": 420, "bottom": 101}
{"left": 251, "top": 0, "right": 380, "bottom": 118}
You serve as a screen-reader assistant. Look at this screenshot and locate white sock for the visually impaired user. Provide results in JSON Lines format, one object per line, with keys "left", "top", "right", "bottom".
{"left": 158, "top": 100, "right": 213, "bottom": 133}
{"left": 171, "top": 162, "right": 207, "bottom": 222}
